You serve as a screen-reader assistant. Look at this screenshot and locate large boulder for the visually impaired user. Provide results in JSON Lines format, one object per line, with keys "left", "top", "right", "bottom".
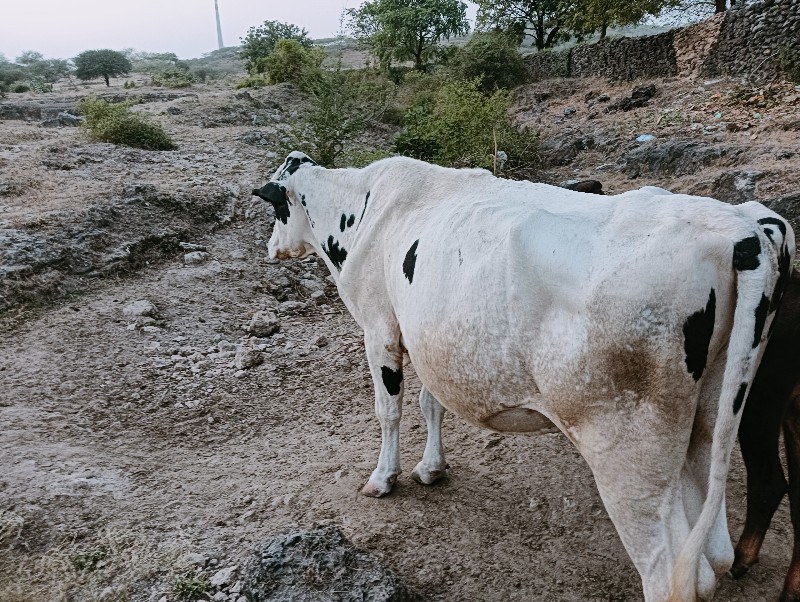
{"left": 243, "top": 526, "right": 420, "bottom": 602}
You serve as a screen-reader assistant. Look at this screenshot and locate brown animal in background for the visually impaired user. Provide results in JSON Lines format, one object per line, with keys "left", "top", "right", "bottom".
{"left": 731, "top": 272, "right": 800, "bottom": 602}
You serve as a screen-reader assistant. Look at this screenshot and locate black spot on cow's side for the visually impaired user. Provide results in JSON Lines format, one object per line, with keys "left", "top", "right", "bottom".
{"left": 733, "top": 236, "right": 761, "bottom": 271}
{"left": 403, "top": 240, "right": 419, "bottom": 283}
{"left": 321, "top": 235, "right": 347, "bottom": 271}
{"left": 753, "top": 293, "right": 770, "bottom": 348}
{"left": 340, "top": 214, "right": 347, "bottom": 232}
{"left": 347, "top": 214, "right": 355, "bottom": 227}
{"left": 733, "top": 383, "right": 748, "bottom": 414}
{"left": 357, "top": 191, "right": 369, "bottom": 229}
{"left": 758, "top": 217, "right": 787, "bottom": 238}
{"left": 380, "top": 366, "right": 403, "bottom": 396}
{"left": 683, "top": 288, "right": 716, "bottom": 381}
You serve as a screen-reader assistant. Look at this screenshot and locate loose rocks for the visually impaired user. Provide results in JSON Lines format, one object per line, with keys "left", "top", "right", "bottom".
{"left": 248, "top": 311, "right": 280, "bottom": 338}
{"left": 242, "top": 526, "right": 420, "bottom": 602}
{"left": 235, "top": 348, "right": 264, "bottom": 370}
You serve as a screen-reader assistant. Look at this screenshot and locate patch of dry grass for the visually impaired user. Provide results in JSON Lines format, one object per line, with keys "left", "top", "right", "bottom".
{"left": 0, "top": 527, "right": 187, "bottom": 602}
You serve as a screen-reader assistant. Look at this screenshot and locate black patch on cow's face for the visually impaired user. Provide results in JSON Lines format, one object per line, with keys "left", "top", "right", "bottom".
{"left": 252, "top": 183, "right": 290, "bottom": 224}
{"left": 321, "top": 235, "right": 347, "bottom": 271}
{"left": 753, "top": 293, "right": 770, "bottom": 348}
{"left": 403, "top": 240, "right": 419, "bottom": 284}
{"left": 357, "top": 191, "right": 370, "bottom": 229}
{"left": 733, "top": 236, "right": 761, "bottom": 271}
{"left": 683, "top": 288, "right": 716, "bottom": 381}
{"left": 380, "top": 366, "right": 403, "bottom": 396}
{"left": 733, "top": 382, "right": 748, "bottom": 414}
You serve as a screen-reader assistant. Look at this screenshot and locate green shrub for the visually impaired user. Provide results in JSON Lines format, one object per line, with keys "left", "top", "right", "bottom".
{"left": 11, "top": 83, "right": 30, "bottom": 93}
{"left": 172, "top": 575, "right": 210, "bottom": 600}
{"left": 150, "top": 69, "right": 195, "bottom": 88}
{"left": 235, "top": 74, "right": 270, "bottom": 89}
{"left": 123, "top": 80, "right": 136, "bottom": 89}
{"left": 25, "top": 77, "right": 53, "bottom": 93}
{"left": 262, "top": 39, "right": 323, "bottom": 90}
{"left": 449, "top": 32, "right": 528, "bottom": 92}
{"left": 395, "top": 78, "right": 540, "bottom": 175}
{"left": 240, "top": 20, "right": 313, "bottom": 75}
{"left": 78, "top": 98, "right": 176, "bottom": 150}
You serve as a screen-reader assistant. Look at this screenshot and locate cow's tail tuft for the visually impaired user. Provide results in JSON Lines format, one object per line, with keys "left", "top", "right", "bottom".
{"left": 668, "top": 227, "right": 781, "bottom": 602}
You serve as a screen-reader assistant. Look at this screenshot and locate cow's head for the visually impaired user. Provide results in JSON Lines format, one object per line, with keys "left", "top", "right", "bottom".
{"left": 252, "top": 151, "right": 318, "bottom": 260}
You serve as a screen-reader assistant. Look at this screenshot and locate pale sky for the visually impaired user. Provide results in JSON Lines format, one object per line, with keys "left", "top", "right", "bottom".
{"left": 0, "top": 0, "right": 479, "bottom": 61}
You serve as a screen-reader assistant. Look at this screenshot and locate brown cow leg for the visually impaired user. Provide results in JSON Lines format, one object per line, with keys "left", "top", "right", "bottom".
{"left": 781, "top": 402, "right": 800, "bottom": 601}
{"left": 731, "top": 399, "right": 788, "bottom": 578}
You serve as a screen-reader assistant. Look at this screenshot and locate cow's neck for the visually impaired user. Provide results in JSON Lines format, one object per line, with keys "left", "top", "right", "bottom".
{"left": 294, "top": 167, "right": 370, "bottom": 280}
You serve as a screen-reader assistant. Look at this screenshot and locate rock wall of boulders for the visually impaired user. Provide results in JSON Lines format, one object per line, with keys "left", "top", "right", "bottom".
{"left": 525, "top": 0, "right": 800, "bottom": 82}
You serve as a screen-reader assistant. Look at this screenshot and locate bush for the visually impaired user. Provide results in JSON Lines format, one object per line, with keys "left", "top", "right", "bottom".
{"left": 11, "top": 83, "right": 30, "bottom": 93}
{"left": 394, "top": 78, "right": 540, "bottom": 175}
{"left": 123, "top": 80, "right": 136, "bottom": 89}
{"left": 240, "top": 20, "right": 312, "bottom": 75}
{"left": 262, "top": 39, "right": 323, "bottom": 90}
{"left": 449, "top": 32, "right": 528, "bottom": 92}
{"left": 235, "top": 74, "right": 270, "bottom": 89}
{"left": 150, "top": 68, "right": 195, "bottom": 88}
{"left": 74, "top": 49, "right": 132, "bottom": 86}
{"left": 78, "top": 98, "right": 176, "bottom": 150}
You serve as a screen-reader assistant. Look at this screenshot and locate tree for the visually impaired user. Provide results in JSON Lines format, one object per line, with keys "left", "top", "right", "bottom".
{"left": 449, "top": 31, "right": 528, "bottom": 91}
{"left": 570, "top": 0, "right": 678, "bottom": 39}
{"left": 475, "top": 0, "right": 572, "bottom": 51}
{"left": 346, "top": 0, "right": 470, "bottom": 71}
{"left": 240, "top": 20, "right": 312, "bottom": 74}
{"left": 74, "top": 49, "right": 132, "bottom": 86}
{"left": 262, "top": 39, "right": 324, "bottom": 90}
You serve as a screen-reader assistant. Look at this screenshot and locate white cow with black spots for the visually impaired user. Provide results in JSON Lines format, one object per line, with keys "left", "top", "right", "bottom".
{"left": 253, "top": 152, "right": 794, "bottom": 601}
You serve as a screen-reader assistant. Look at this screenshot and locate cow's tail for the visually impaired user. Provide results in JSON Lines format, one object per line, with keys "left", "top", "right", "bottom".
{"left": 668, "top": 228, "right": 780, "bottom": 602}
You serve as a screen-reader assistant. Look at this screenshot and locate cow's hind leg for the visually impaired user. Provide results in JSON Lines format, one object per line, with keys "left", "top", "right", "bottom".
{"left": 361, "top": 329, "right": 405, "bottom": 498}
{"left": 411, "top": 387, "right": 448, "bottom": 485}
{"left": 780, "top": 396, "right": 800, "bottom": 602}
{"left": 730, "top": 392, "right": 787, "bottom": 578}
{"left": 570, "top": 412, "right": 716, "bottom": 601}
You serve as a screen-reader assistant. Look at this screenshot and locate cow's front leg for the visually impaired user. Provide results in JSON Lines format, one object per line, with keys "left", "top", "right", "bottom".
{"left": 411, "top": 387, "right": 448, "bottom": 485}
{"left": 361, "top": 331, "right": 404, "bottom": 498}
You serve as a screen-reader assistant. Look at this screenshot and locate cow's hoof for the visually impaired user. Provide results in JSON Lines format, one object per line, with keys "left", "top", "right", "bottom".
{"left": 729, "top": 561, "right": 752, "bottom": 580}
{"left": 411, "top": 462, "right": 448, "bottom": 485}
{"left": 361, "top": 475, "right": 397, "bottom": 498}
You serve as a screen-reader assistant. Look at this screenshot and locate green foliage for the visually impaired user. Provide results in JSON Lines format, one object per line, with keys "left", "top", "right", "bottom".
{"left": 74, "top": 49, "right": 132, "bottom": 86}
{"left": 123, "top": 80, "right": 136, "bottom": 89}
{"left": 184, "top": 46, "right": 244, "bottom": 80}
{"left": 395, "top": 78, "right": 540, "bottom": 175}
{"left": 262, "top": 39, "right": 324, "bottom": 90}
{"left": 71, "top": 547, "right": 107, "bottom": 572}
{"left": 346, "top": 0, "right": 470, "bottom": 71}
{"left": 172, "top": 575, "right": 211, "bottom": 599}
{"left": 570, "top": 0, "right": 678, "bottom": 38}
{"left": 777, "top": 45, "right": 800, "bottom": 83}
{"left": 150, "top": 68, "right": 195, "bottom": 88}
{"left": 235, "top": 74, "right": 270, "bottom": 89}
{"left": 240, "top": 20, "right": 312, "bottom": 75}
{"left": 79, "top": 98, "right": 176, "bottom": 150}
{"left": 280, "top": 66, "right": 395, "bottom": 167}
{"left": 476, "top": 0, "right": 572, "bottom": 50}
{"left": 0, "top": 58, "right": 27, "bottom": 96}
{"left": 449, "top": 31, "right": 527, "bottom": 91}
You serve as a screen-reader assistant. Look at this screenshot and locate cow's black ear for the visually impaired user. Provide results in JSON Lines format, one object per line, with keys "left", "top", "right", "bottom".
{"left": 253, "top": 182, "right": 288, "bottom": 205}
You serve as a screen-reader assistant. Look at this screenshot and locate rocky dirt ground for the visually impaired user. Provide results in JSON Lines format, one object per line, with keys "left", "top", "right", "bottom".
{"left": 1, "top": 73, "right": 799, "bottom": 602}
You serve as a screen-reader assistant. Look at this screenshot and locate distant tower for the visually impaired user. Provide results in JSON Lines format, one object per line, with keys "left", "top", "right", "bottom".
{"left": 214, "top": 0, "right": 224, "bottom": 49}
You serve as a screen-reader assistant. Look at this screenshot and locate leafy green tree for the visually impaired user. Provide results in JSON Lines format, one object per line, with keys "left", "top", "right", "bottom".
{"left": 476, "top": 0, "right": 573, "bottom": 51}
{"left": 13, "top": 51, "right": 72, "bottom": 83}
{"left": 240, "top": 20, "right": 312, "bottom": 74}
{"left": 263, "top": 39, "right": 324, "bottom": 90}
{"left": 571, "top": 0, "right": 677, "bottom": 38}
{"left": 449, "top": 31, "right": 527, "bottom": 91}
{"left": 74, "top": 49, "right": 132, "bottom": 86}
{"left": 346, "top": 0, "right": 470, "bottom": 71}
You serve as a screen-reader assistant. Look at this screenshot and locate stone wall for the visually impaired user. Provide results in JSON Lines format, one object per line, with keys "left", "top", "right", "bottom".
{"left": 524, "top": 0, "right": 800, "bottom": 82}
